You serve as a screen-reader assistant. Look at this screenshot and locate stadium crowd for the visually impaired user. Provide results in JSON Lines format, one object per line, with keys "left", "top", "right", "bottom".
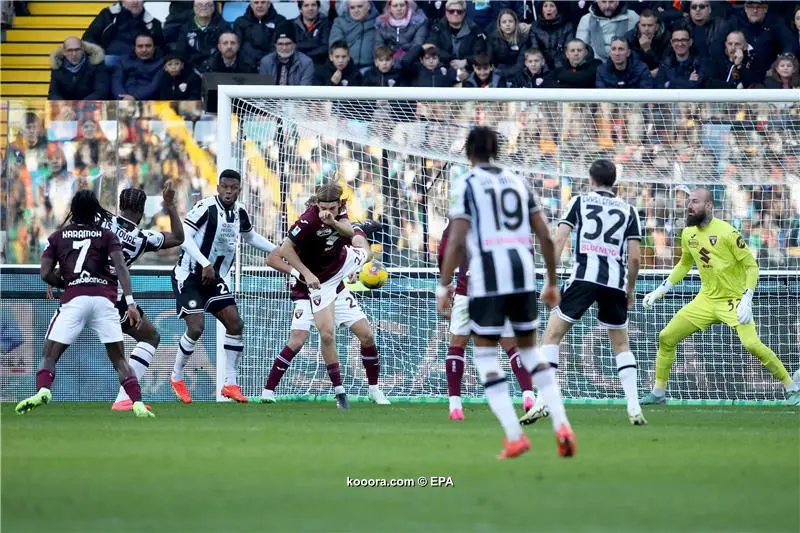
{"left": 3, "top": 1, "right": 800, "bottom": 269}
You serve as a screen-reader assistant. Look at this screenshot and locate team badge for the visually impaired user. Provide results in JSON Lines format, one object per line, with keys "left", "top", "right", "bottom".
{"left": 709, "top": 236, "right": 717, "bottom": 246}
{"left": 688, "top": 233, "right": 699, "bottom": 248}
{"left": 188, "top": 299, "right": 197, "bottom": 308}
{"left": 294, "top": 308, "right": 303, "bottom": 319}
{"left": 736, "top": 235, "right": 746, "bottom": 249}
{"left": 313, "top": 296, "right": 321, "bottom": 307}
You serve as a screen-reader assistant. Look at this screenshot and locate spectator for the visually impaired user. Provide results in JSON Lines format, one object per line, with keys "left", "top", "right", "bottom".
{"left": 553, "top": 38, "right": 601, "bottom": 88}
{"left": 425, "top": 0, "right": 487, "bottom": 73}
{"left": 487, "top": 8, "right": 528, "bottom": 76}
{"left": 790, "top": 6, "right": 800, "bottom": 60}
{"left": 234, "top": 0, "right": 287, "bottom": 73}
{"left": 409, "top": 44, "right": 459, "bottom": 86}
{"left": 511, "top": 48, "right": 553, "bottom": 88}
{"left": 631, "top": 1, "right": 683, "bottom": 30}
{"left": 727, "top": 0, "right": 791, "bottom": 81}
{"left": 201, "top": 31, "right": 251, "bottom": 73}
{"left": 528, "top": 1, "right": 575, "bottom": 70}
{"left": 294, "top": 0, "right": 330, "bottom": 66}
{"left": 465, "top": 0, "right": 513, "bottom": 33}
{"left": 655, "top": 27, "right": 709, "bottom": 89}
{"left": 463, "top": 52, "right": 507, "bottom": 87}
{"left": 175, "top": 0, "right": 230, "bottom": 69}
{"left": 259, "top": 21, "right": 315, "bottom": 85}
{"left": 625, "top": 9, "right": 669, "bottom": 73}
{"left": 764, "top": 53, "right": 800, "bottom": 89}
{"left": 329, "top": 0, "right": 379, "bottom": 69}
{"left": 111, "top": 33, "right": 164, "bottom": 101}
{"left": 710, "top": 30, "right": 756, "bottom": 89}
{"left": 82, "top": 0, "right": 164, "bottom": 67}
{"left": 595, "top": 36, "right": 653, "bottom": 88}
{"left": 163, "top": 1, "right": 195, "bottom": 44}
{"left": 362, "top": 44, "right": 408, "bottom": 86}
{"left": 315, "top": 40, "right": 362, "bottom": 85}
{"left": 576, "top": 0, "right": 639, "bottom": 63}
{"left": 684, "top": 0, "right": 729, "bottom": 61}
{"left": 158, "top": 52, "right": 202, "bottom": 100}
{"left": 48, "top": 37, "right": 109, "bottom": 101}
{"left": 374, "top": 0, "right": 429, "bottom": 65}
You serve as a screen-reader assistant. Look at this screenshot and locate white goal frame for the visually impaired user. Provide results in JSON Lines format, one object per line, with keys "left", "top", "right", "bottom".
{"left": 214, "top": 86, "right": 800, "bottom": 402}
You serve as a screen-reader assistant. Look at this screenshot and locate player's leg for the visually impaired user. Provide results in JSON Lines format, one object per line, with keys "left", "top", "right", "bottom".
{"left": 349, "top": 318, "right": 390, "bottom": 405}
{"left": 313, "top": 304, "right": 347, "bottom": 408}
{"left": 499, "top": 334, "right": 534, "bottom": 411}
{"left": 15, "top": 340, "right": 67, "bottom": 414}
{"left": 734, "top": 321, "right": 799, "bottom": 404}
{"left": 214, "top": 303, "right": 247, "bottom": 403}
{"left": 170, "top": 275, "right": 205, "bottom": 403}
{"left": 507, "top": 292, "right": 575, "bottom": 457}
{"left": 446, "top": 294, "right": 470, "bottom": 419}
{"left": 112, "top": 310, "right": 160, "bottom": 411}
{"left": 261, "top": 328, "right": 310, "bottom": 403}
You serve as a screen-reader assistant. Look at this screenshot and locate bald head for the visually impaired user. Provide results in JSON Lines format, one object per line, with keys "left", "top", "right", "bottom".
{"left": 686, "top": 187, "right": 713, "bottom": 227}
{"left": 62, "top": 37, "right": 85, "bottom": 65}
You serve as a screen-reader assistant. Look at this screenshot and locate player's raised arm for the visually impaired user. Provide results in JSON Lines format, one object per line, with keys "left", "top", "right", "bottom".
{"left": 280, "top": 238, "right": 320, "bottom": 289}
{"left": 158, "top": 180, "right": 184, "bottom": 249}
{"left": 39, "top": 240, "right": 65, "bottom": 289}
{"left": 242, "top": 230, "right": 277, "bottom": 253}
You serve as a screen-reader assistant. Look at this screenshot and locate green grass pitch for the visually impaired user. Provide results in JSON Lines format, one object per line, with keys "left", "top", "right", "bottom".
{"left": 2, "top": 402, "right": 798, "bottom": 533}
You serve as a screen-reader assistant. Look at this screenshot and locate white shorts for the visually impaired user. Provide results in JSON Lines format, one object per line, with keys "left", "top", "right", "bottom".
{"left": 291, "top": 289, "right": 368, "bottom": 332}
{"left": 46, "top": 295, "right": 124, "bottom": 345}
{"left": 450, "top": 294, "right": 514, "bottom": 337}
{"left": 309, "top": 246, "right": 368, "bottom": 313}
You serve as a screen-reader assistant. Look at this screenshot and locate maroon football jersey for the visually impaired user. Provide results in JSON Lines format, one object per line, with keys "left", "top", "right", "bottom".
{"left": 289, "top": 224, "right": 366, "bottom": 301}
{"left": 287, "top": 205, "right": 351, "bottom": 283}
{"left": 42, "top": 224, "right": 120, "bottom": 304}
{"left": 438, "top": 222, "right": 468, "bottom": 296}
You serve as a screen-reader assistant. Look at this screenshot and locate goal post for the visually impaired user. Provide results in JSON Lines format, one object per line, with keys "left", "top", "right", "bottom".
{"left": 216, "top": 86, "right": 800, "bottom": 405}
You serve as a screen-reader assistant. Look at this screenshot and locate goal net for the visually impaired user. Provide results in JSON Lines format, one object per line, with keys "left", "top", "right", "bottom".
{"left": 220, "top": 87, "right": 800, "bottom": 405}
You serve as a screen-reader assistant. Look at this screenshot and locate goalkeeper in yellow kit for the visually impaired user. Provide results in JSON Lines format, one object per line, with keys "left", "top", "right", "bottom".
{"left": 641, "top": 188, "right": 800, "bottom": 406}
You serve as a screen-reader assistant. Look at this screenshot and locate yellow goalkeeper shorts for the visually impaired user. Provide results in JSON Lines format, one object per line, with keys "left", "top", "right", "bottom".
{"left": 676, "top": 293, "right": 742, "bottom": 330}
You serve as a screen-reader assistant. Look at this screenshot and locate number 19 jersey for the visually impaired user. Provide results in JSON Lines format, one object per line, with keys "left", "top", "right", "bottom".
{"left": 448, "top": 165, "right": 541, "bottom": 298}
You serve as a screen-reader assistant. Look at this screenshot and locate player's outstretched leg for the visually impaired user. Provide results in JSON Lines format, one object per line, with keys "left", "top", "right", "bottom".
{"left": 445, "top": 341, "right": 467, "bottom": 420}
{"left": 113, "top": 316, "right": 159, "bottom": 411}
{"left": 315, "top": 306, "right": 347, "bottom": 408}
{"left": 106, "top": 340, "right": 154, "bottom": 418}
{"left": 261, "top": 332, "right": 306, "bottom": 403}
{"left": 520, "top": 312, "right": 570, "bottom": 426}
{"left": 171, "top": 315, "right": 203, "bottom": 404}
{"left": 216, "top": 305, "right": 247, "bottom": 403}
{"left": 607, "top": 328, "right": 645, "bottom": 425}
{"left": 351, "top": 319, "right": 390, "bottom": 405}
{"left": 735, "top": 322, "right": 800, "bottom": 405}
{"left": 16, "top": 340, "right": 67, "bottom": 415}
{"left": 641, "top": 314, "right": 699, "bottom": 405}
{"left": 500, "top": 338, "right": 534, "bottom": 412}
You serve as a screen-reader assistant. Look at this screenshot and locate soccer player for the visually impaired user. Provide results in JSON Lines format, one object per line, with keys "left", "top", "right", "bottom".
{"left": 438, "top": 126, "right": 575, "bottom": 459}
{"left": 641, "top": 187, "right": 800, "bottom": 406}
{"left": 438, "top": 220, "right": 535, "bottom": 421}
{"left": 104, "top": 183, "right": 184, "bottom": 411}
{"left": 16, "top": 190, "right": 154, "bottom": 418}
{"left": 260, "top": 216, "right": 390, "bottom": 405}
{"left": 277, "top": 182, "right": 369, "bottom": 408}
{"left": 169, "top": 169, "right": 278, "bottom": 403}
{"left": 520, "top": 159, "right": 646, "bottom": 427}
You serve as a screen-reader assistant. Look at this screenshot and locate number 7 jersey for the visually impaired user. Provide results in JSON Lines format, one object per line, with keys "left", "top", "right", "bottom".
{"left": 448, "top": 165, "right": 541, "bottom": 298}
{"left": 560, "top": 190, "right": 642, "bottom": 292}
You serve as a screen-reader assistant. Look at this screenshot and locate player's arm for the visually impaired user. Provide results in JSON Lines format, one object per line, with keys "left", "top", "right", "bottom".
{"left": 157, "top": 180, "right": 184, "bottom": 249}
{"left": 239, "top": 207, "right": 277, "bottom": 253}
{"left": 626, "top": 239, "right": 641, "bottom": 309}
{"left": 728, "top": 230, "right": 758, "bottom": 324}
{"left": 267, "top": 248, "right": 297, "bottom": 277}
{"left": 182, "top": 203, "right": 215, "bottom": 283}
{"left": 325, "top": 215, "right": 355, "bottom": 238}
{"left": 644, "top": 228, "right": 692, "bottom": 309}
{"left": 553, "top": 223, "right": 572, "bottom": 264}
{"left": 40, "top": 255, "right": 65, "bottom": 289}
{"left": 555, "top": 195, "right": 580, "bottom": 263}
{"left": 279, "top": 238, "right": 320, "bottom": 289}
{"left": 531, "top": 210, "right": 559, "bottom": 308}
{"left": 439, "top": 218, "right": 468, "bottom": 291}
{"left": 109, "top": 238, "right": 142, "bottom": 328}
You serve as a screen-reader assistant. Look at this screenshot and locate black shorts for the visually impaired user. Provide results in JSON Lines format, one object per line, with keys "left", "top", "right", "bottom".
{"left": 555, "top": 280, "right": 628, "bottom": 329}
{"left": 115, "top": 298, "right": 145, "bottom": 326}
{"left": 171, "top": 274, "right": 236, "bottom": 319}
{"left": 468, "top": 291, "right": 539, "bottom": 339}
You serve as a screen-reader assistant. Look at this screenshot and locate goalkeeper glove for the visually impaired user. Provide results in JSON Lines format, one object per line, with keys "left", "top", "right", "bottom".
{"left": 643, "top": 280, "right": 673, "bottom": 310}
{"left": 737, "top": 289, "right": 754, "bottom": 324}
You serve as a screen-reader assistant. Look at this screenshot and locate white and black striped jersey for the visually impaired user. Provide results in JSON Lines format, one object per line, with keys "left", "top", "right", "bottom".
{"left": 448, "top": 165, "right": 541, "bottom": 298}
{"left": 174, "top": 195, "right": 253, "bottom": 282}
{"left": 103, "top": 215, "right": 165, "bottom": 297}
{"left": 560, "top": 190, "right": 642, "bottom": 292}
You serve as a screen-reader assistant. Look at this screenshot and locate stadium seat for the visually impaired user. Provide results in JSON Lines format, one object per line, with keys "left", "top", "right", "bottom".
{"left": 221, "top": 1, "right": 248, "bottom": 23}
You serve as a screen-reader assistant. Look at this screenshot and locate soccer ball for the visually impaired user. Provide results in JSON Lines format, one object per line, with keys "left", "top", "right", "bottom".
{"left": 359, "top": 261, "right": 389, "bottom": 289}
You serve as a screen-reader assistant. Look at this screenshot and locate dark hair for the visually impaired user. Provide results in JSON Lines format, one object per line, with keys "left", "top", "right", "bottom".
{"left": 64, "top": 189, "right": 111, "bottom": 227}
{"left": 119, "top": 187, "right": 147, "bottom": 214}
{"left": 610, "top": 35, "right": 628, "bottom": 48}
{"left": 639, "top": 8, "right": 657, "bottom": 19}
{"left": 465, "top": 126, "right": 499, "bottom": 162}
{"left": 329, "top": 40, "right": 349, "bottom": 53}
{"left": 375, "top": 45, "right": 393, "bottom": 60}
{"left": 589, "top": 159, "right": 616, "bottom": 187}
{"left": 524, "top": 48, "right": 544, "bottom": 58}
{"left": 218, "top": 30, "right": 239, "bottom": 43}
{"left": 297, "top": 0, "right": 320, "bottom": 8}
{"left": 219, "top": 169, "right": 241, "bottom": 182}
{"left": 473, "top": 53, "right": 492, "bottom": 67}
{"left": 420, "top": 45, "right": 439, "bottom": 59}
{"left": 316, "top": 181, "right": 343, "bottom": 203}
{"left": 134, "top": 32, "right": 154, "bottom": 44}
{"left": 670, "top": 24, "right": 691, "bottom": 38}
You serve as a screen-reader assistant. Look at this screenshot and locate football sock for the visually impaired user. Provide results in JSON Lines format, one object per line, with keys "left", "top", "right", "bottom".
{"left": 532, "top": 364, "right": 569, "bottom": 431}
{"left": 36, "top": 368, "right": 55, "bottom": 390}
{"left": 224, "top": 334, "right": 244, "bottom": 386}
{"left": 616, "top": 351, "right": 641, "bottom": 413}
{"left": 506, "top": 346, "right": 533, "bottom": 393}
{"left": 445, "top": 346, "right": 465, "bottom": 397}
{"left": 120, "top": 376, "right": 142, "bottom": 403}
{"left": 264, "top": 346, "right": 298, "bottom": 391}
{"left": 116, "top": 342, "right": 156, "bottom": 402}
{"left": 449, "top": 396, "right": 462, "bottom": 411}
{"left": 360, "top": 344, "right": 380, "bottom": 385}
{"left": 475, "top": 347, "right": 522, "bottom": 441}
{"left": 327, "top": 363, "right": 343, "bottom": 388}
{"left": 171, "top": 333, "right": 196, "bottom": 381}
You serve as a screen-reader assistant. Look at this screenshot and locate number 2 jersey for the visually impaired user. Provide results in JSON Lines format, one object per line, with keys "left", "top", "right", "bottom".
{"left": 560, "top": 190, "right": 642, "bottom": 292}
{"left": 448, "top": 165, "right": 541, "bottom": 298}
{"left": 41, "top": 223, "right": 120, "bottom": 304}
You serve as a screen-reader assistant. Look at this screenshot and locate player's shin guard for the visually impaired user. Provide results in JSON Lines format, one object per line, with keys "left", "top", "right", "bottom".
{"left": 264, "top": 346, "right": 298, "bottom": 391}
{"left": 616, "top": 351, "right": 641, "bottom": 413}
{"left": 445, "top": 346, "right": 465, "bottom": 398}
{"left": 36, "top": 369, "right": 55, "bottom": 390}
{"left": 224, "top": 334, "right": 244, "bottom": 386}
{"left": 506, "top": 346, "right": 533, "bottom": 393}
{"left": 475, "top": 347, "right": 522, "bottom": 441}
{"left": 172, "top": 333, "right": 196, "bottom": 382}
{"left": 120, "top": 376, "right": 142, "bottom": 403}
{"left": 116, "top": 342, "right": 156, "bottom": 402}
{"left": 360, "top": 344, "right": 380, "bottom": 386}
{"left": 531, "top": 364, "right": 569, "bottom": 432}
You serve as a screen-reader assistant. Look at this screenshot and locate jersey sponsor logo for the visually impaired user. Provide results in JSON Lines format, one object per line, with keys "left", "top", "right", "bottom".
{"left": 67, "top": 270, "right": 110, "bottom": 287}
{"left": 736, "top": 235, "right": 746, "bottom": 249}
{"left": 316, "top": 227, "right": 333, "bottom": 237}
{"left": 579, "top": 242, "right": 619, "bottom": 257}
{"left": 699, "top": 247, "right": 711, "bottom": 265}
{"left": 709, "top": 236, "right": 717, "bottom": 246}
{"left": 483, "top": 235, "right": 532, "bottom": 247}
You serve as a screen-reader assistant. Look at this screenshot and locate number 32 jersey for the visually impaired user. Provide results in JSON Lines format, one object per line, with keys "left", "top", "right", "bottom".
{"left": 449, "top": 165, "right": 541, "bottom": 298}
{"left": 560, "top": 190, "right": 642, "bottom": 292}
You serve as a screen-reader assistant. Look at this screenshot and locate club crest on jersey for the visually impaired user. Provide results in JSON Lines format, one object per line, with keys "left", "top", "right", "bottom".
{"left": 709, "top": 236, "right": 717, "bottom": 246}
{"left": 736, "top": 235, "right": 746, "bottom": 249}
{"left": 313, "top": 296, "right": 321, "bottom": 306}
{"left": 688, "top": 233, "right": 699, "bottom": 248}
{"left": 294, "top": 308, "right": 303, "bottom": 319}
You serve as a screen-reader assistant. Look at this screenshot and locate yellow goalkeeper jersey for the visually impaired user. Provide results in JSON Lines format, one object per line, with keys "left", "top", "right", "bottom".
{"left": 668, "top": 217, "right": 758, "bottom": 299}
